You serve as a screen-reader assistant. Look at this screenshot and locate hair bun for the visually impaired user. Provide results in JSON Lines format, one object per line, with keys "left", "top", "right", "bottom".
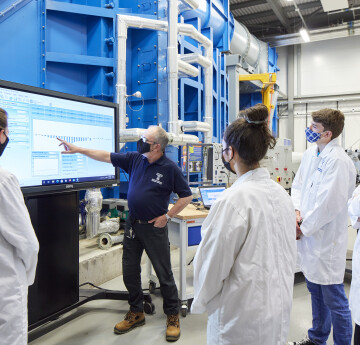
{"left": 240, "top": 103, "right": 268, "bottom": 125}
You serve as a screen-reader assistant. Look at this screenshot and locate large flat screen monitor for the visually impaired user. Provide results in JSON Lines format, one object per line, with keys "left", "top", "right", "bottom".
{"left": 0, "top": 80, "right": 119, "bottom": 195}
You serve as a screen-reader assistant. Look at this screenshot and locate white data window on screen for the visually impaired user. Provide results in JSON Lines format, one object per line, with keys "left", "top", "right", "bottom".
{"left": 33, "top": 158, "right": 59, "bottom": 176}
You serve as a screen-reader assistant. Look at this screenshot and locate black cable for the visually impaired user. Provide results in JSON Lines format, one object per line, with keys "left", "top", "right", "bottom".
{"left": 79, "top": 282, "right": 106, "bottom": 290}
{"left": 79, "top": 281, "right": 152, "bottom": 292}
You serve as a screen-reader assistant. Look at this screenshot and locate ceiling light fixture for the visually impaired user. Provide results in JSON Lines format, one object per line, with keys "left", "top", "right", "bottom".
{"left": 299, "top": 28, "right": 310, "bottom": 42}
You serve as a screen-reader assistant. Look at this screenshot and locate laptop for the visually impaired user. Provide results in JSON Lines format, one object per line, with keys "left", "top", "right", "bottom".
{"left": 199, "top": 186, "right": 226, "bottom": 209}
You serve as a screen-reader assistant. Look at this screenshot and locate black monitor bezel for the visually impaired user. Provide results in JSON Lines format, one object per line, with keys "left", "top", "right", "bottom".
{"left": 0, "top": 79, "right": 119, "bottom": 196}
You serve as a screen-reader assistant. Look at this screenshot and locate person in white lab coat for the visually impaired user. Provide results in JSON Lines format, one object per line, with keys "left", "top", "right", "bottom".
{"left": 191, "top": 104, "right": 297, "bottom": 345}
{"left": 289, "top": 109, "right": 356, "bottom": 345}
{"left": 0, "top": 108, "right": 39, "bottom": 345}
{"left": 348, "top": 185, "right": 360, "bottom": 345}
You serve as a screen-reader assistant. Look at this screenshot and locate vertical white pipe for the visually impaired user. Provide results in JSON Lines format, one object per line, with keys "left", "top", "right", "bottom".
{"left": 204, "top": 46, "right": 213, "bottom": 144}
{"left": 168, "top": 0, "right": 180, "bottom": 136}
{"left": 116, "top": 16, "right": 128, "bottom": 140}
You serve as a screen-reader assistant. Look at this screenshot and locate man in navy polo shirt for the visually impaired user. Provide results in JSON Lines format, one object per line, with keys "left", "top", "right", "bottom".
{"left": 58, "top": 125, "right": 192, "bottom": 342}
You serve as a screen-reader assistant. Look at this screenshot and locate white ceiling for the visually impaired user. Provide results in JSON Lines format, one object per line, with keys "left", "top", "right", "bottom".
{"left": 320, "top": 0, "right": 349, "bottom": 12}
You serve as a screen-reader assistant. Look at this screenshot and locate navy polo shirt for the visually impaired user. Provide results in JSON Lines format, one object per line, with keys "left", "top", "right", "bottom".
{"left": 111, "top": 152, "right": 192, "bottom": 221}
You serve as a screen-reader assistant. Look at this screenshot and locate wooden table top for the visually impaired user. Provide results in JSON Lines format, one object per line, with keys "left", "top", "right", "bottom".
{"left": 169, "top": 203, "right": 209, "bottom": 220}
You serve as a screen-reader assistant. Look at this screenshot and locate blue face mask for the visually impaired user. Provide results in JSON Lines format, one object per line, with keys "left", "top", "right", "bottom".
{"left": 305, "top": 127, "right": 323, "bottom": 143}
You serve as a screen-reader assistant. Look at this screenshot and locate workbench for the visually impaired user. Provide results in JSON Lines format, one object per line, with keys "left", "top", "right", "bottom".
{"left": 148, "top": 204, "right": 208, "bottom": 317}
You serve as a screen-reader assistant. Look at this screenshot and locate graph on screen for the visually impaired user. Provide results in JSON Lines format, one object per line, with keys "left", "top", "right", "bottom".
{"left": 0, "top": 84, "right": 117, "bottom": 190}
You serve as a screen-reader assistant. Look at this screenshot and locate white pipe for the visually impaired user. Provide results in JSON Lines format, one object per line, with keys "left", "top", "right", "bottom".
{"left": 179, "top": 53, "right": 211, "bottom": 68}
{"left": 116, "top": 16, "right": 128, "bottom": 150}
{"left": 117, "top": 15, "right": 168, "bottom": 31}
{"left": 117, "top": 14, "right": 213, "bottom": 144}
{"left": 178, "top": 23, "right": 211, "bottom": 47}
{"left": 178, "top": 0, "right": 199, "bottom": 10}
{"left": 98, "top": 233, "right": 124, "bottom": 250}
{"left": 177, "top": 23, "right": 213, "bottom": 144}
{"left": 204, "top": 49, "right": 213, "bottom": 144}
{"left": 120, "top": 127, "right": 200, "bottom": 145}
{"left": 178, "top": 59, "right": 199, "bottom": 78}
{"left": 168, "top": 133, "right": 200, "bottom": 145}
{"left": 168, "top": 0, "right": 180, "bottom": 136}
{"left": 181, "top": 120, "right": 210, "bottom": 132}
{"left": 119, "top": 128, "right": 146, "bottom": 142}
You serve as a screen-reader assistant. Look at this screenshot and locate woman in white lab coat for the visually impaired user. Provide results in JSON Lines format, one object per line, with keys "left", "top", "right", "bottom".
{"left": 349, "top": 185, "right": 360, "bottom": 345}
{"left": 0, "top": 108, "right": 39, "bottom": 345}
{"left": 191, "top": 104, "right": 297, "bottom": 345}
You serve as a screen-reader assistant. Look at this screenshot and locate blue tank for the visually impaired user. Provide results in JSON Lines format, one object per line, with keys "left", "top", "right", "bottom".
{"left": 181, "top": 0, "right": 229, "bottom": 48}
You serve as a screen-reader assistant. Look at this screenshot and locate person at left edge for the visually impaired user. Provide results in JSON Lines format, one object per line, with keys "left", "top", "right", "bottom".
{"left": 348, "top": 185, "right": 360, "bottom": 345}
{"left": 0, "top": 107, "right": 39, "bottom": 345}
{"left": 57, "top": 125, "right": 192, "bottom": 342}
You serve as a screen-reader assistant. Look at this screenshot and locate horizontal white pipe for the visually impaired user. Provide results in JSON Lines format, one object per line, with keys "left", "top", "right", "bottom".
{"left": 98, "top": 233, "right": 124, "bottom": 250}
{"left": 117, "top": 15, "right": 168, "bottom": 31}
{"left": 119, "top": 128, "right": 146, "bottom": 142}
{"left": 120, "top": 128, "right": 200, "bottom": 145}
{"left": 179, "top": 53, "right": 212, "bottom": 68}
{"left": 168, "top": 133, "right": 200, "bottom": 145}
{"left": 178, "top": 59, "right": 199, "bottom": 77}
{"left": 178, "top": 0, "right": 199, "bottom": 10}
{"left": 181, "top": 121, "right": 210, "bottom": 132}
{"left": 178, "top": 23, "right": 212, "bottom": 49}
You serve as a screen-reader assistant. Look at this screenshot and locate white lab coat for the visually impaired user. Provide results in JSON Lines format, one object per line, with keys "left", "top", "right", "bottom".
{"left": 348, "top": 185, "right": 360, "bottom": 325}
{"left": 0, "top": 167, "right": 39, "bottom": 345}
{"left": 291, "top": 139, "right": 356, "bottom": 285}
{"left": 191, "top": 168, "right": 297, "bottom": 345}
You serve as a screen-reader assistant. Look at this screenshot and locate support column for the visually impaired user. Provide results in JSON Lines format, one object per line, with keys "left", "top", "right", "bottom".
{"left": 287, "top": 45, "right": 295, "bottom": 151}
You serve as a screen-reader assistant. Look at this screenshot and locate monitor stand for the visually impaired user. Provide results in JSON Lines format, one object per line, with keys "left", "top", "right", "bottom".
{"left": 25, "top": 191, "right": 154, "bottom": 332}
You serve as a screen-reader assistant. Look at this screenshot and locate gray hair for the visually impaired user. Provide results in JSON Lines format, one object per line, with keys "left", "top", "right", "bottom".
{"left": 149, "top": 125, "right": 169, "bottom": 151}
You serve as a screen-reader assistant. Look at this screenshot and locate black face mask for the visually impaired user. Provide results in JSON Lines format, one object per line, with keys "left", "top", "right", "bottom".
{"left": 222, "top": 154, "right": 236, "bottom": 175}
{"left": 137, "top": 139, "right": 151, "bottom": 154}
{"left": 0, "top": 135, "right": 9, "bottom": 157}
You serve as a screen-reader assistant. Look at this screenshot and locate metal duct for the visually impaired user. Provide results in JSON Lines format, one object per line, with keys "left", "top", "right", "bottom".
{"left": 230, "top": 20, "right": 268, "bottom": 73}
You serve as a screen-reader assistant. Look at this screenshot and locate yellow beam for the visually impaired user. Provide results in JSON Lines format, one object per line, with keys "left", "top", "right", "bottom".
{"left": 238, "top": 73, "right": 276, "bottom": 85}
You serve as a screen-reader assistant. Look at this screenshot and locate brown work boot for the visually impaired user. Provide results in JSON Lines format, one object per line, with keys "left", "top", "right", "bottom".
{"left": 166, "top": 314, "right": 180, "bottom": 342}
{"left": 114, "top": 310, "right": 145, "bottom": 334}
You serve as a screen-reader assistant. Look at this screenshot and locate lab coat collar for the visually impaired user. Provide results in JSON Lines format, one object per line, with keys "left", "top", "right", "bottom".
{"left": 316, "top": 138, "right": 339, "bottom": 158}
{"left": 233, "top": 167, "right": 270, "bottom": 187}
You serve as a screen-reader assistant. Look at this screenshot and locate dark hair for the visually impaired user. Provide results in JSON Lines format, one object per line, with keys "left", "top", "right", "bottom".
{"left": 0, "top": 108, "right": 7, "bottom": 130}
{"left": 224, "top": 104, "right": 276, "bottom": 166}
{"left": 311, "top": 108, "right": 344, "bottom": 139}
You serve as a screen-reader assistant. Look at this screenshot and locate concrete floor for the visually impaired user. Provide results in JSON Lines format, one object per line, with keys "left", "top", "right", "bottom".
{"left": 29, "top": 257, "right": 354, "bottom": 345}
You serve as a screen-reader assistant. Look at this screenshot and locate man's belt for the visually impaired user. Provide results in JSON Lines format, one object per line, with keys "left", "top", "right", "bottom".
{"left": 133, "top": 219, "right": 149, "bottom": 224}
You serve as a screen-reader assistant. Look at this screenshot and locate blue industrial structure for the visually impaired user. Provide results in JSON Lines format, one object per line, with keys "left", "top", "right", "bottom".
{"left": 0, "top": 0, "right": 278, "bottom": 198}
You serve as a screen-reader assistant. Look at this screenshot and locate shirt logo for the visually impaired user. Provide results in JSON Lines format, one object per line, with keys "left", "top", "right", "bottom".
{"left": 152, "top": 173, "right": 163, "bottom": 185}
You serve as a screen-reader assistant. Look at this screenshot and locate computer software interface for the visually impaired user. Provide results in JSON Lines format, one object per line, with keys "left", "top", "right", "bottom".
{"left": 200, "top": 187, "right": 226, "bottom": 207}
{"left": 0, "top": 86, "right": 116, "bottom": 187}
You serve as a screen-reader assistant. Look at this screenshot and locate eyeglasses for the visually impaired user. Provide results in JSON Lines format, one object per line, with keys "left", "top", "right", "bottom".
{"left": 222, "top": 147, "right": 230, "bottom": 154}
{"left": 141, "top": 136, "right": 156, "bottom": 144}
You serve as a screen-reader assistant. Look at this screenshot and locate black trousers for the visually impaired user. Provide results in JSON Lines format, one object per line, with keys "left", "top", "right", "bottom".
{"left": 122, "top": 218, "right": 179, "bottom": 315}
{"left": 355, "top": 323, "right": 360, "bottom": 345}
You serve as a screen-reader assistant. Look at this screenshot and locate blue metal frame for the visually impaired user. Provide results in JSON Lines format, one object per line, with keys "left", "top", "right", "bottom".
{"left": 0, "top": 0, "right": 275, "bottom": 197}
